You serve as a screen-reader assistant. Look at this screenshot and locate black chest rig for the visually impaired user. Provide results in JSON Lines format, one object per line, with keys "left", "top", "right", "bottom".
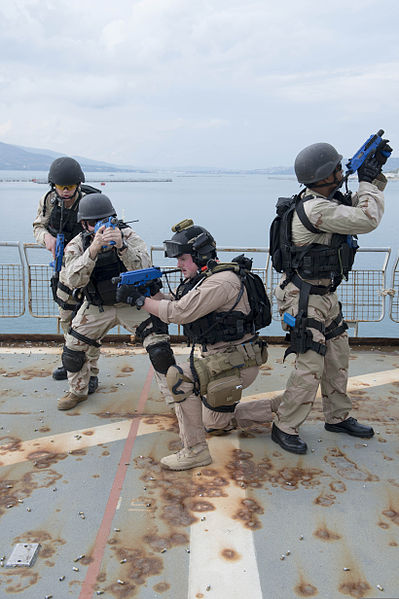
{"left": 81, "top": 224, "right": 129, "bottom": 307}
{"left": 45, "top": 192, "right": 83, "bottom": 243}
{"left": 289, "top": 191, "right": 358, "bottom": 290}
{"left": 176, "top": 264, "right": 255, "bottom": 348}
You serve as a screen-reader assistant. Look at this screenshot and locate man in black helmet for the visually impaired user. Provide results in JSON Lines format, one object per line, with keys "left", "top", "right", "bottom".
{"left": 57, "top": 193, "right": 175, "bottom": 411}
{"left": 33, "top": 156, "right": 100, "bottom": 390}
{"left": 116, "top": 219, "right": 279, "bottom": 471}
{"left": 271, "top": 138, "right": 391, "bottom": 455}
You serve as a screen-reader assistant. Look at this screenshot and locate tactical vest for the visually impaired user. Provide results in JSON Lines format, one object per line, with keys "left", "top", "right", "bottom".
{"left": 176, "top": 261, "right": 269, "bottom": 346}
{"left": 270, "top": 190, "right": 358, "bottom": 289}
{"left": 46, "top": 195, "right": 83, "bottom": 243}
{"left": 81, "top": 224, "right": 129, "bottom": 306}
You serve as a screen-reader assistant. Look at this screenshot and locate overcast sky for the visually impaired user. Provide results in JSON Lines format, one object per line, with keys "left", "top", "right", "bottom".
{"left": 0, "top": 0, "right": 397, "bottom": 169}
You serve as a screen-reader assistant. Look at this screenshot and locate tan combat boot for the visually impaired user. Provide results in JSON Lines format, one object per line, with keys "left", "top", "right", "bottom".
{"left": 160, "top": 443, "right": 212, "bottom": 471}
{"left": 57, "top": 392, "right": 88, "bottom": 411}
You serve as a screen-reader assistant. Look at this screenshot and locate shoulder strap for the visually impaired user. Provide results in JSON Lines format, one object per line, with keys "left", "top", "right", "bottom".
{"left": 295, "top": 195, "right": 322, "bottom": 235}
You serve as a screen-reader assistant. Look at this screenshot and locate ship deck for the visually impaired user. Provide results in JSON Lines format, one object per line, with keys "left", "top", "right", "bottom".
{"left": 0, "top": 340, "right": 398, "bottom": 599}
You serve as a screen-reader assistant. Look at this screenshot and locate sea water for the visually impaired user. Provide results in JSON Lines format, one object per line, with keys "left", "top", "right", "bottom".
{"left": 1, "top": 170, "right": 399, "bottom": 337}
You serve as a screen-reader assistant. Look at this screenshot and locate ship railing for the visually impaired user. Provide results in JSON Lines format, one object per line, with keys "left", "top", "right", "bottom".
{"left": 388, "top": 249, "right": 399, "bottom": 323}
{"left": 0, "top": 243, "right": 394, "bottom": 336}
{"left": 0, "top": 241, "right": 26, "bottom": 318}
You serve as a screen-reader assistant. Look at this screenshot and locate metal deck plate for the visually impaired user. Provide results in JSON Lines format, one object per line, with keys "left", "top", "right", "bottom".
{"left": 5, "top": 543, "right": 40, "bottom": 568}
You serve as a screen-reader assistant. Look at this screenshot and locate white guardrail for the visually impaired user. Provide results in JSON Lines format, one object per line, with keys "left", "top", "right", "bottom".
{"left": 0, "top": 242, "right": 396, "bottom": 336}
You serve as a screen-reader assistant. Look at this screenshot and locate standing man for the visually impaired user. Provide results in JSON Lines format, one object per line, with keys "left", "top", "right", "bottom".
{"left": 33, "top": 156, "right": 100, "bottom": 392}
{"left": 270, "top": 137, "right": 391, "bottom": 454}
{"left": 117, "top": 219, "right": 279, "bottom": 471}
{"left": 58, "top": 193, "right": 175, "bottom": 411}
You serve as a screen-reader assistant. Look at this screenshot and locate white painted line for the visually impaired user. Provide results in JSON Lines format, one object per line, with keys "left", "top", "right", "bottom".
{"left": 1, "top": 368, "right": 397, "bottom": 468}
{"left": 188, "top": 435, "right": 263, "bottom": 599}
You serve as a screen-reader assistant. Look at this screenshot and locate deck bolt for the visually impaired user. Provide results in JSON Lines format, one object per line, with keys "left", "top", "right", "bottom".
{"left": 206, "top": 585, "right": 211, "bottom": 591}
{"left": 72, "top": 566, "right": 79, "bottom": 572}
{"left": 117, "top": 579, "right": 125, "bottom": 585}
{"left": 186, "top": 548, "right": 191, "bottom": 553}
{"left": 343, "top": 567, "right": 350, "bottom": 571}
{"left": 286, "top": 550, "right": 291, "bottom": 556}
{"left": 280, "top": 555, "right": 285, "bottom": 560}
{"left": 376, "top": 584, "right": 384, "bottom": 591}
{"left": 96, "top": 591, "right": 104, "bottom": 595}
{"left": 161, "top": 548, "right": 167, "bottom": 553}
{"left": 45, "top": 595, "right": 53, "bottom": 599}
{"left": 59, "top": 575, "right": 65, "bottom": 581}
{"left": 146, "top": 503, "right": 151, "bottom": 507}
{"left": 114, "top": 528, "right": 120, "bottom": 532}
{"left": 6, "top": 484, "right": 13, "bottom": 488}
{"left": 120, "top": 559, "right": 127, "bottom": 564}
{"left": 26, "top": 507, "right": 31, "bottom": 512}
{"left": 362, "top": 443, "right": 368, "bottom": 447}
{"left": 299, "top": 535, "right": 304, "bottom": 540}
{"left": 201, "top": 517, "right": 206, "bottom": 521}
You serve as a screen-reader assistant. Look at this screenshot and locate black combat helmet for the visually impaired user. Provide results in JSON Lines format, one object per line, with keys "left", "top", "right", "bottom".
{"left": 164, "top": 219, "right": 217, "bottom": 267}
{"left": 294, "top": 143, "right": 343, "bottom": 185}
{"left": 48, "top": 157, "right": 85, "bottom": 186}
{"left": 77, "top": 193, "right": 116, "bottom": 222}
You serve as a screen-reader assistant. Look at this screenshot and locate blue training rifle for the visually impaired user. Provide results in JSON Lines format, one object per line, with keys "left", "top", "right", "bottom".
{"left": 112, "top": 266, "right": 181, "bottom": 297}
{"left": 346, "top": 129, "right": 391, "bottom": 175}
{"left": 49, "top": 233, "right": 65, "bottom": 272}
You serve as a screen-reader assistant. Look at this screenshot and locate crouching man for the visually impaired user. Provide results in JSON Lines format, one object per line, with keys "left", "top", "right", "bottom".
{"left": 116, "top": 219, "right": 280, "bottom": 471}
{"left": 57, "top": 193, "right": 175, "bottom": 410}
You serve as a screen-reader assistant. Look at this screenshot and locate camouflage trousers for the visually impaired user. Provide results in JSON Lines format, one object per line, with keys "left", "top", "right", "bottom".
{"left": 274, "top": 281, "right": 352, "bottom": 435}
{"left": 64, "top": 301, "right": 170, "bottom": 399}
{"left": 169, "top": 359, "right": 277, "bottom": 448}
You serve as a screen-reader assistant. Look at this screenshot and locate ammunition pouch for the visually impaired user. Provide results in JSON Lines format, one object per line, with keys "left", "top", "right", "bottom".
{"left": 194, "top": 339, "right": 267, "bottom": 410}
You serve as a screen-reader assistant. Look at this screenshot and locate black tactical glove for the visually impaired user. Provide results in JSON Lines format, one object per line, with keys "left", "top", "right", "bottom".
{"left": 375, "top": 140, "right": 392, "bottom": 166}
{"left": 116, "top": 284, "right": 146, "bottom": 308}
{"left": 148, "top": 278, "right": 163, "bottom": 296}
{"left": 358, "top": 139, "right": 392, "bottom": 182}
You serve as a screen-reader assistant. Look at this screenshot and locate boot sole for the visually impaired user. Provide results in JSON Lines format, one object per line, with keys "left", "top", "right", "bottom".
{"left": 160, "top": 456, "right": 212, "bottom": 471}
{"left": 324, "top": 424, "right": 374, "bottom": 438}
{"left": 271, "top": 429, "right": 307, "bottom": 454}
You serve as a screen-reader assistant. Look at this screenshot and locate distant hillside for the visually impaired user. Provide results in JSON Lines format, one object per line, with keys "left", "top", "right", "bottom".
{"left": 0, "top": 141, "right": 144, "bottom": 172}
{"left": 0, "top": 140, "right": 398, "bottom": 174}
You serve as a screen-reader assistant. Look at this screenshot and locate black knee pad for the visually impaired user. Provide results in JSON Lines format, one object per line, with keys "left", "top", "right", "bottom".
{"left": 62, "top": 346, "right": 86, "bottom": 372}
{"left": 147, "top": 341, "right": 176, "bottom": 374}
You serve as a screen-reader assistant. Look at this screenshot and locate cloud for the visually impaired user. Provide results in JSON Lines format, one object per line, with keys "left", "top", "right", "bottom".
{"left": 0, "top": 0, "right": 398, "bottom": 167}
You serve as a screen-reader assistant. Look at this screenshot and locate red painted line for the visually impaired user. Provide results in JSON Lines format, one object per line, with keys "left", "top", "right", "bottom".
{"left": 79, "top": 367, "right": 154, "bottom": 599}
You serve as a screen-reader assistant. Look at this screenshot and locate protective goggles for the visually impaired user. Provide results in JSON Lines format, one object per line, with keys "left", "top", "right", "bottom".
{"left": 55, "top": 184, "right": 78, "bottom": 191}
{"left": 163, "top": 240, "right": 188, "bottom": 258}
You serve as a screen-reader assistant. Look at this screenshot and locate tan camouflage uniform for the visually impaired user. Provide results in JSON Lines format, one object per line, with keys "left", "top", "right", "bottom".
{"left": 274, "top": 175, "right": 386, "bottom": 435}
{"left": 33, "top": 189, "right": 101, "bottom": 375}
{"left": 62, "top": 227, "right": 171, "bottom": 399}
{"left": 157, "top": 269, "right": 278, "bottom": 448}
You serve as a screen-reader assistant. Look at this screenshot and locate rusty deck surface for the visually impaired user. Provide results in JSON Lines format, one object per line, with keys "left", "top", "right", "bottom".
{"left": 0, "top": 342, "right": 398, "bottom": 599}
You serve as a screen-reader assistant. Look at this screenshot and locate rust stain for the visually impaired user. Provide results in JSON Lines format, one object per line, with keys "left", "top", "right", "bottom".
{"left": 382, "top": 507, "right": 399, "bottom": 526}
{"left": 338, "top": 580, "right": 371, "bottom": 598}
{"left": 221, "top": 548, "right": 241, "bottom": 561}
{"left": 294, "top": 576, "right": 318, "bottom": 596}
{"left": 4, "top": 571, "right": 39, "bottom": 593}
{"left": 313, "top": 521, "right": 341, "bottom": 541}
{"left": 329, "top": 480, "right": 346, "bottom": 493}
{"left": 324, "top": 447, "right": 379, "bottom": 482}
{"left": 226, "top": 448, "right": 325, "bottom": 491}
{"left": 153, "top": 582, "right": 170, "bottom": 593}
{"left": 233, "top": 497, "right": 264, "bottom": 530}
{"left": 314, "top": 493, "right": 336, "bottom": 507}
{"left": 0, "top": 468, "right": 62, "bottom": 517}
{"left": 0, "top": 436, "right": 23, "bottom": 453}
{"left": 27, "top": 449, "right": 68, "bottom": 469}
